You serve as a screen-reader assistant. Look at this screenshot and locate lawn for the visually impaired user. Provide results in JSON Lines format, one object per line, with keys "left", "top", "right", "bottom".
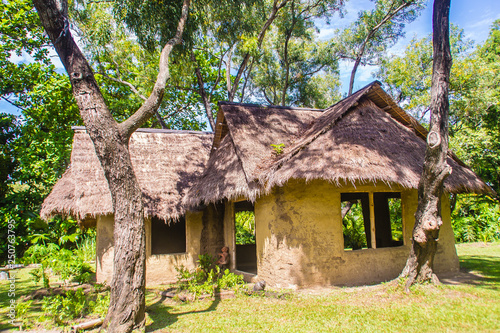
{"left": 1, "top": 242, "right": 499, "bottom": 332}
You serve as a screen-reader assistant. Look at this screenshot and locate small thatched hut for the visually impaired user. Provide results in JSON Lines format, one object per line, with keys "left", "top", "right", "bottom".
{"left": 43, "top": 81, "right": 493, "bottom": 288}
{"left": 184, "top": 81, "right": 493, "bottom": 288}
{"left": 41, "top": 127, "right": 217, "bottom": 284}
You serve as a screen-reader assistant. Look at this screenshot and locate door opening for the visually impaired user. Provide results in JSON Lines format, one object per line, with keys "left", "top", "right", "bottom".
{"left": 234, "top": 201, "right": 257, "bottom": 274}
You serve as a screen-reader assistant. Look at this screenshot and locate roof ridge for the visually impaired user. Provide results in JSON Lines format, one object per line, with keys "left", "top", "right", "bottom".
{"left": 218, "top": 101, "right": 324, "bottom": 112}
{"left": 71, "top": 126, "right": 213, "bottom": 135}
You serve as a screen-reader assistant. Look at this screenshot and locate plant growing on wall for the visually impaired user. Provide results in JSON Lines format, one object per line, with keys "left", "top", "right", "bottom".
{"left": 270, "top": 143, "right": 285, "bottom": 155}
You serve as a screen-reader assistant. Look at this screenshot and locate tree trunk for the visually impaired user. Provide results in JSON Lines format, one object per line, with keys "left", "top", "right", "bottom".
{"left": 33, "top": 0, "right": 190, "bottom": 331}
{"left": 400, "top": 0, "right": 452, "bottom": 291}
{"left": 191, "top": 50, "right": 216, "bottom": 131}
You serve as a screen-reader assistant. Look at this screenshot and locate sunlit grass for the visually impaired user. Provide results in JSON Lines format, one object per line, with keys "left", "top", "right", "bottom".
{"left": 144, "top": 242, "right": 500, "bottom": 332}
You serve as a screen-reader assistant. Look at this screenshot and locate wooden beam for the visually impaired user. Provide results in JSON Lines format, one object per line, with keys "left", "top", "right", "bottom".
{"left": 369, "top": 192, "right": 376, "bottom": 249}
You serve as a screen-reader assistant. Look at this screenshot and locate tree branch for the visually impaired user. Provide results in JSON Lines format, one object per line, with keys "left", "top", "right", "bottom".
{"left": 348, "top": 0, "right": 416, "bottom": 95}
{"left": 97, "top": 73, "right": 169, "bottom": 129}
{"left": 119, "top": 0, "right": 190, "bottom": 138}
{"left": 1, "top": 96, "right": 28, "bottom": 112}
{"left": 229, "top": 0, "right": 290, "bottom": 101}
{"left": 190, "top": 50, "right": 215, "bottom": 131}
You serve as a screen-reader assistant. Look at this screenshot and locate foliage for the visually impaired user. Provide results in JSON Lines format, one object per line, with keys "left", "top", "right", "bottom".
{"left": 235, "top": 211, "right": 256, "bottom": 245}
{"left": 0, "top": 0, "right": 84, "bottom": 265}
{"left": 175, "top": 255, "right": 244, "bottom": 297}
{"left": 246, "top": 0, "right": 342, "bottom": 107}
{"left": 378, "top": 22, "right": 500, "bottom": 194}
{"left": 451, "top": 195, "right": 500, "bottom": 243}
{"left": 336, "top": 0, "right": 426, "bottom": 93}
{"left": 388, "top": 198, "right": 403, "bottom": 242}
{"left": 22, "top": 230, "right": 96, "bottom": 287}
{"left": 378, "top": 25, "right": 476, "bottom": 122}
{"left": 41, "top": 287, "right": 109, "bottom": 325}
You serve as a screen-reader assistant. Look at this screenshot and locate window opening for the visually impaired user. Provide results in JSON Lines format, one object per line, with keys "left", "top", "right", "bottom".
{"left": 234, "top": 201, "right": 256, "bottom": 273}
{"left": 151, "top": 216, "right": 186, "bottom": 255}
{"left": 342, "top": 192, "right": 403, "bottom": 251}
{"left": 342, "top": 193, "right": 370, "bottom": 250}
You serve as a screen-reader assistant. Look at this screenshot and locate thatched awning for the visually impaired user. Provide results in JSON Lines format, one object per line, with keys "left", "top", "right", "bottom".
{"left": 41, "top": 127, "right": 213, "bottom": 221}
{"left": 184, "top": 81, "right": 494, "bottom": 208}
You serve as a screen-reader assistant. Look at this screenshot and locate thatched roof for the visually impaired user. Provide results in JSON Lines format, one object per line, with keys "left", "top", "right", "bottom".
{"left": 41, "top": 127, "right": 213, "bottom": 221}
{"left": 184, "top": 81, "right": 493, "bottom": 208}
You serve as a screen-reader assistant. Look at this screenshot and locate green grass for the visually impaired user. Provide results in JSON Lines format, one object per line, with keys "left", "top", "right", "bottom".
{"left": 1, "top": 242, "right": 499, "bottom": 332}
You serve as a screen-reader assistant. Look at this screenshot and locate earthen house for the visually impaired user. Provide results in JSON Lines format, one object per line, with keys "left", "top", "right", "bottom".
{"left": 42, "top": 81, "right": 493, "bottom": 288}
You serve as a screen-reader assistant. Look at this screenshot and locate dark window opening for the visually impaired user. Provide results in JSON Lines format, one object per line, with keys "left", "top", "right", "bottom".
{"left": 342, "top": 193, "right": 370, "bottom": 250}
{"left": 342, "top": 192, "right": 403, "bottom": 251}
{"left": 151, "top": 216, "right": 186, "bottom": 255}
{"left": 234, "top": 201, "right": 256, "bottom": 274}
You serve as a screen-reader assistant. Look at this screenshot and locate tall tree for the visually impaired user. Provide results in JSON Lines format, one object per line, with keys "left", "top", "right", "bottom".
{"left": 400, "top": 0, "right": 452, "bottom": 290}
{"left": 246, "top": 0, "right": 342, "bottom": 107}
{"left": 0, "top": 0, "right": 82, "bottom": 264}
{"left": 71, "top": 1, "right": 209, "bottom": 131}
{"left": 32, "top": 0, "right": 190, "bottom": 331}
{"left": 378, "top": 23, "right": 500, "bottom": 194}
{"left": 336, "top": 0, "right": 425, "bottom": 95}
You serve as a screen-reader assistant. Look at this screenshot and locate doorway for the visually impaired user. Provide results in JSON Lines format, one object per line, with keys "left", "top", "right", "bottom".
{"left": 234, "top": 200, "right": 257, "bottom": 274}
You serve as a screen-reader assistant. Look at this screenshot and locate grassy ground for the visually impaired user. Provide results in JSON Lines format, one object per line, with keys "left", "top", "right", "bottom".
{"left": 1, "top": 242, "right": 499, "bottom": 332}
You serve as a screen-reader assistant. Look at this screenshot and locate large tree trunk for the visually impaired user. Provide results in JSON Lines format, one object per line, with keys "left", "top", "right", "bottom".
{"left": 33, "top": 0, "right": 190, "bottom": 331}
{"left": 400, "top": 0, "right": 452, "bottom": 291}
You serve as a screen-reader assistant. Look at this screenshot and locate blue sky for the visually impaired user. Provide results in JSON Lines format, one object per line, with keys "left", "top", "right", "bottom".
{"left": 2, "top": 0, "right": 500, "bottom": 115}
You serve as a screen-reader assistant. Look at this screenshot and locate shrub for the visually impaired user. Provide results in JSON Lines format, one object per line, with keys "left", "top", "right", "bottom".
{"left": 41, "top": 287, "right": 109, "bottom": 325}
{"left": 23, "top": 237, "right": 95, "bottom": 286}
{"left": 175, "top": 257, "right": 244, "bottom": 298}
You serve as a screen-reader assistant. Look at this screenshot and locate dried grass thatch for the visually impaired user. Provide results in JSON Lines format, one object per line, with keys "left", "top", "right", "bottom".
{"left": 41, "top": 128, "right": 213, "bottom": 221}
{"left": 184, "top": 81, "right": 493, "bottom": 207}
{"left": 263, "top": 98, "right": 490, "bottom": 194}
{"left": 183, "top": 103, "right": 322, "bottom": 207}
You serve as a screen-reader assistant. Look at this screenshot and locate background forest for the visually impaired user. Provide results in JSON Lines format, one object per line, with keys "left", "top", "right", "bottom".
{"left": 0, "top": 0, "right": 498, "bottom": 267}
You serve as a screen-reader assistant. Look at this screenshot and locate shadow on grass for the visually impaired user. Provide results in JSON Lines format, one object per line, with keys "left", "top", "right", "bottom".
{"left": 145, "top": 294, "right": 221, "bottom": 332}
{"left": 454, "top": 255, "right": 500, "bottom": 289}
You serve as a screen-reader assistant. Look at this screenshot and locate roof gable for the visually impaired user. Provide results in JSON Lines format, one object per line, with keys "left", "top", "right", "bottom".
{"left": 262, "top": 98, "right": 489, "bottom": 194}
{"left": 217, "top": 102, "right": 322, "bottom": 181}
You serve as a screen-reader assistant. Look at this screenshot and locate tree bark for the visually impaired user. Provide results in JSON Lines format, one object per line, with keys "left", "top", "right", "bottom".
{"left": 32, "top": 0, "right": 190, "bottom": 331}
{"left": 400, "top": 0, "right": 452, "bottom": 291}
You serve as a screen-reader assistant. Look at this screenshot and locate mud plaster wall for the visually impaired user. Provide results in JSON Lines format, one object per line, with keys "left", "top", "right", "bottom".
{"left": 254, "top": 179, "right": 459, "bottom": 288}
{"left": 95, "top": 211, "right": 204, "bottom": 286}
{"left": 200, "top": 202, "right": 225, "bottom": 258}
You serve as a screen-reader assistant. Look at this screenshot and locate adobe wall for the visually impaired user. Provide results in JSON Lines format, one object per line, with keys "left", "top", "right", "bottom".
{"left": 254, "top": 179, "right": 459, "bottom": 288}
{"left": 95, "top": 210, "right": 204, "bottom": 286}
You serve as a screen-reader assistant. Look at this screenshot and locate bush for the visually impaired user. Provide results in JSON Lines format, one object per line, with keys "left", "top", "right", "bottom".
{"left": 175, "top": 255, "right": 244, "bottom": 298}
{"left": 41, "top": 287, "right": 109, "bottom": 325}
{"left": 23, "top": 241, "right": 94, "bottom": 286}
{"left": 235, "top": 211, "right": 255, "bottom": 245}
